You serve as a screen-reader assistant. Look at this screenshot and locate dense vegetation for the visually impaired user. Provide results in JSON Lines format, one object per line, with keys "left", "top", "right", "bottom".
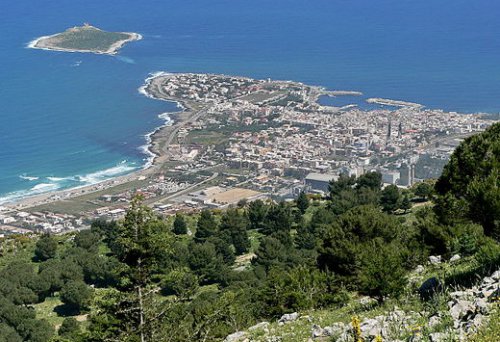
{"left": 43, "top": 27, "right": 131, "bottom": 51}
{"left": 0, "top": 123, "right": 499, "bottom": 341}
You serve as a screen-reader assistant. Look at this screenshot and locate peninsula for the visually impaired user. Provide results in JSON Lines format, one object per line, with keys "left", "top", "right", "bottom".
{"left": 28, "top": 24, "right": 141, "bottom": 55}
{"left": 4, "top": 72, "right": 492, "bottom": 220}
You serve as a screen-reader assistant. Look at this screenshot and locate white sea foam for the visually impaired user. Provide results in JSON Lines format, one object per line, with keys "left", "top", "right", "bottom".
{"left": 0, "top": 161, "right": 139, "bottom": 205}
{"left": 77, "top": 163, "right": 137, "bottom": 185}
{"left": 0, "top": 182, "right": 62, "bottom": 205}
{"left": 19, "top": 175, "right": 39, "bottom": 181}
{"left": 138, "top": 71, "right": 173, "bottom": 99}
{"left": 31, "top": 183, "right": 60, "bottom": 191}
{"left": 140, "top": 111, "right": 175, "bottom": 169}
{"left": 46, "top": 176, "right": 73, "bottom": 182}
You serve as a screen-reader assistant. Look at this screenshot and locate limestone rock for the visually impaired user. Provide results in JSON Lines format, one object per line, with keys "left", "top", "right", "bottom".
{"left": 490, "top": 270, "right": 500, "bottom": 280}
{"left": 224, "top": 331, "right": 248, "bottom": 342}
{"left": 415, "top": 265, "right": 425, "bottom": 274}
{"left": 248, "top": 322, "right": 270, "bottom": 333}
{"left": 428, "top": 315, "right": 441, "bottom": 328}
{"left": 429, "top": 255, "right": 442, "bottom": 265}
{"left": 474, "top": 298, "right": 490, "bottom": 315}
{"left": 278, "top": 312, "right": 299, "bottom": 325}
{"left": 311, "top": 325, "right": 325, "bottom": 338}
{"left": 449, "top": 299, "right": 474, "bottom": 321}
{"left": 429, "top": 332, "right": 446, "bottom": 342}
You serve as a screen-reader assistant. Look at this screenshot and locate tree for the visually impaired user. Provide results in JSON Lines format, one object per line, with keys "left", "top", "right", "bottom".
{"left": 0, "top": 297, "right": 54, "bottom": 342}
{"left": 194, "top": 210, "right": 217, "bottom": 243}
{"left": 91, "top": 219, "right": 120, "bottom": 254}
{"left": 295, "top": 222, "right": 316, "bottom": 250}
{"left": 108, "top": 196, "right": 174, "bottom": 341}
{"left": 162, "top": 268, "right": 199, "bottom": 301}
{"left": 329, "top": 173, "right": 356, "bottom": 199}
{"left": 253, "top": 237, "right": 288, "bottom": 272}
{"left": 188, "top": 242, "right": 224, "bottom": 284}
{"left": 400, "top": 195, "right": 412, "bottom": 213}
{"left": 220, "top": 209, "right": 250, "bottom": 255}
{"left": 356, "top": 172, "right": 382, "bottom": 192}
{"left": 247, "top": 200, "right": 268, "bottom": 231}
{"left": 60, "top": 281, "right": 93, "bottom": 313}
{"left": 34, "top": 234, "right": 57, "bottom": 261}
{"left": 435, "top": 123, "right": 500, "bottom": 239}
{"left": 328, "top": 174, "right": 380, "bottom": 215}
{"left": 74, "top": 229, "right": 101, "bottom": 252}
{"left": 414, "top": 182, "right": 433, "bottom": 201}
{"left": 173, "top": 214, "right": 188, "bottom": 235}
{"left": 296, "top": 191, "right": 309, "bottom": 215}
{"left": 261, "top": 202, "right": 293, "bottom": 246}
{"left": 208, "top": 237, "right": 235, "bottom": 265}
{"left": 318, "top": 205, "right": 401, "bottom": 277}
{"left": 357, "top": 240, "right": 407, "bottom": 302}
{"left": 380, "top": 185, "right": 401, "bottom": 213}
{"left": 59, "top": 317, "right": 81, "bottom": 338}
{"left": 0, "top": 261, "right": 38, "bottom": 305}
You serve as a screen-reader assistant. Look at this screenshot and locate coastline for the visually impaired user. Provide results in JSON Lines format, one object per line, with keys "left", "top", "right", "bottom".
{"left": 2, "top": 73, "right": 194, "bottom": 210}
{"left": 27, "top": 31, "right": 143, "bottom": 56}
{"left": 3, "top": 71, "right": 484, "bottom": 210}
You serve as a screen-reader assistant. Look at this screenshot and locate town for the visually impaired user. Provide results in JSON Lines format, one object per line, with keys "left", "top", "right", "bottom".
{"left": 0, "top": 73, "right": 493, "bottom": 236}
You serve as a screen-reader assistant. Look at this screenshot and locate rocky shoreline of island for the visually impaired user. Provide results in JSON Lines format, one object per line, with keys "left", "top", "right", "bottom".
{"left": 27, "top": 25, "right": 142, "bottom": 55}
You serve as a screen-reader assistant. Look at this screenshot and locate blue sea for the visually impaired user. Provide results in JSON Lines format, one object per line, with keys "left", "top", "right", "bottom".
{"left": 1, "top": 0, "right": 500, "bottom": 203}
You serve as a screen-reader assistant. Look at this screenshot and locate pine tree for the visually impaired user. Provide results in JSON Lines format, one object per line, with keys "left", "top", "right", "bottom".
{"left": 296, "top": 190, "right": 309, "bottom": 215}
{"left": 380, "top": 185, "right": 401, "bottom": 213}
{"left": 401, "top": 195, "right": 412, "bottom": 213}
{"left": 91, "top": 196, "right": 173, "bottom": 342}
{"left": 247, "top": 199, "right": 268, "bottom": 231}
{"left": 173, "top": 213, "right": 188, "bottom": 235}
{"left": 220, "top": 209, "right": 250, "bottom": 255}
{"left": 194, "top": 210, "right": 217, "bottom": 243}
{"left": 34, "top": 234, "right": 57, "bottom": 261}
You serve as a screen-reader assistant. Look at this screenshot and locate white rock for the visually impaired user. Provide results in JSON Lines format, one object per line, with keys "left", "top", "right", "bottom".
{"left": 474, "top": 298, "right": 490, "bottom": 315}
{"left": 473, "top": 313, "right": 486, "bottom": 328}
{"left": 278, "top": 312, "right": 299, "bottom": 325}
{"left": 449, "top": 290, "right": 470, "bottom": 300}
{"left": 481, "top": 276, "right": 495, "bottom": 285}
{"left": 429, "top": 332, "right": 446, "bottom": 342}
{"left": 415, "top": 265, "right": 425, "bottom": 274}
{"left": 248, "top": 322, "right": 269, "bottom": 332}
{"left": 224, "top": 331, "right": 248, "bottom": 342}
{"left": 311, "top": 325, "right": 325, "bottom": 338}
{"left": 450, "top": 254, "right": 461, "bottom": 263}
{"left": 428, "top": 315, "right": 441, "bottom": 328}
{"left": 429, "top": 255, "right": 442, "bottom": 265}
{"left": 450, "top": 300, "right": 474, "bottom": 320}
{"left": 360, "top": 318, "right": 382, "bottom": 337}
{"left": 323, "top": 324, "right": 345, "bottom": 337}
{"left": 490, "top": 270, "right": 500, "bottom": 280}
{"left": 358, "top": 296, "right": 377, "bottom": 307}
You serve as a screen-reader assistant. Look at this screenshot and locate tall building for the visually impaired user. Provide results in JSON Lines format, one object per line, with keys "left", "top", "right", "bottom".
{"left": 399, "top": 163, "right": 411, "bottom": 186}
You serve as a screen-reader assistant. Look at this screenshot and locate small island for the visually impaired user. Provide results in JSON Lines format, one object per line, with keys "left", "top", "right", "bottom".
{"left": 28, "top": 23, "right": 142, "bottom": 55}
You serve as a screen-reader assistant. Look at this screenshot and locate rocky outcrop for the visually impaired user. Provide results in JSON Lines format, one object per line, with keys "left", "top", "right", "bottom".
{"left": 309, "top": 309, "right": 421, "bottom": 341}
{"left": 224, "top": 269, "right": 500, "bottom": 342}
{"left": 278, "top": 312, "right": 299, "bottom": 325}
